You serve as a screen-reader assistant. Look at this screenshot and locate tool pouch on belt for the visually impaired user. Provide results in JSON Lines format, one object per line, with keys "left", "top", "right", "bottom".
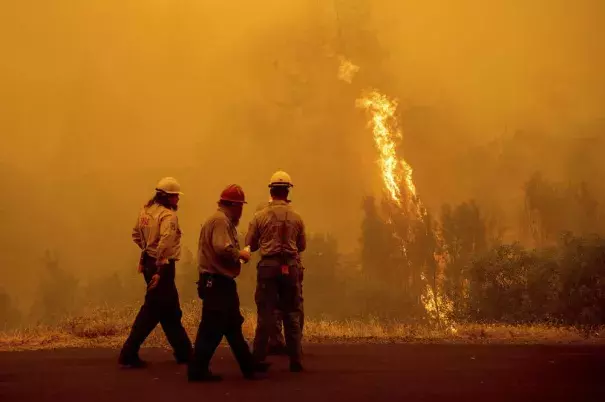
{"left": 279, "top": 252, "right": 295, "bottom": 276}
{"left": 196, "top": 272, "right": 209, "bottom": 300}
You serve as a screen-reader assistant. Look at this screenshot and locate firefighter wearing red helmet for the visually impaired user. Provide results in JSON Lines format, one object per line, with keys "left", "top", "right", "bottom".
{"left": 188, "top": 184, "right": 270, "bottom": 382}
{"left": 119, "top": 177, "right": 192, "bottom": 368}
{"left": 245, "top": 171, "right": 307, "bottom": 372}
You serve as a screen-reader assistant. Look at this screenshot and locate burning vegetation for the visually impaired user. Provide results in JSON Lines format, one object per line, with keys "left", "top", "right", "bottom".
{"left": 351, "top": 58, "right": 453, "bottom": 331}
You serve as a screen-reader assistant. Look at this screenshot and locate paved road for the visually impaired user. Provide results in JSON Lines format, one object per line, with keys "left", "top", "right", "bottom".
{"left": 1, "top": 344, "right": 604, "bottom": 401}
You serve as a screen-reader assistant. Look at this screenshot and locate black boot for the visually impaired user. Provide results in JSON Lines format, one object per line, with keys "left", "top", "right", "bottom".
{"left": 244, "top": 372, "right": 265, "bottom": 381}
{"left": 241, "top": 359, "right": 271, "bottom": 380}
{"left": 188, "top": 368, "right": 223, "bottom": 382}
{"left": 175, "top": 350, "right": 192, "bottom": 365}
{"left": 289, "top": 361, "right": 303, "bottom": 372}
{"left": 118, "top": 354, "right": 148, "bottom": 369}
{"left": 254, "top": 361, "right": 271, "bottom": 373}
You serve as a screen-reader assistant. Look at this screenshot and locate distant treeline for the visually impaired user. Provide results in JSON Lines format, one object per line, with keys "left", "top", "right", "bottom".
{"left": 2, "top": 172, "right": 605, "bottom": 330}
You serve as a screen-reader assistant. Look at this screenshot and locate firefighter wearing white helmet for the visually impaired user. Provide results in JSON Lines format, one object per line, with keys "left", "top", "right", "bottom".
{"left": 246, "top": 170, "right": 306, "bottom": 372}
{"left": 156, "top": 176, "right": 184, "bottom": 195}
{"left": 269, "top": 171, "right": 293, "bottom": 188}
{"left": 253, "top": 195, "right": 302, "bottom": 357}
{"left": 119, "top": 177, "right": 192, "bottom": 368}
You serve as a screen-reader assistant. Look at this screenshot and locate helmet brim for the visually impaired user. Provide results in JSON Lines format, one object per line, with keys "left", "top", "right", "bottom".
{"left": 156, "top": 189, "right": 184, "bottom": 195}
{"left": 219, "top": 199, "right": 247, "bottom": 204}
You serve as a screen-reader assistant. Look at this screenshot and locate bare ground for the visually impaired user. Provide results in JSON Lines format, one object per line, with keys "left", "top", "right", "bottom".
{"left": 1, "top": 344, "right": 604, "bottom": 402}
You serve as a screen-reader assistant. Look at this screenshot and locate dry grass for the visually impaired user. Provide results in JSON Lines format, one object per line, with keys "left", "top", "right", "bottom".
{"left": 1, "top": 302, "right": 604, "bottom": 351}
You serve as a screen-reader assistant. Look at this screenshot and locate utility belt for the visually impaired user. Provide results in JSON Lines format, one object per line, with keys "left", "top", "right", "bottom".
{"left": 140, "top": 252, "right": 176, "bottom": 280}
{"left": 259, "top": 254, "right": 299, "bottom": 277}
{"left": 197, "top": 271, "right": 235, "bottom": 300}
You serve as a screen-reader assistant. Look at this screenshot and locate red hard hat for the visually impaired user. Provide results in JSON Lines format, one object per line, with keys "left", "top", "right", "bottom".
{"left": 220, "top": 184, "right": 247, "bottom": 204}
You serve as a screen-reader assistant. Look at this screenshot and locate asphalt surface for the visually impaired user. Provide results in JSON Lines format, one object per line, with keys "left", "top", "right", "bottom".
{"left": 1, "top": 344, "right": 604, "bottom": 402}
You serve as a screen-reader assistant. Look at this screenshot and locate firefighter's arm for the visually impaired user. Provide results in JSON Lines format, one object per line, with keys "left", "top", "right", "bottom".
{"left": 156, "top": 213, "right": 179, "bottom": 267}
{"left": 245, "top": 216, "right": 260, "bottom": 252}
{"left": 211, "top": 219, "right": 241, "bottom": 264}
{"left": 297, "top": 220, "right": 307, "bottom": 253}
{"left": 132, "top": 215, "right": 144, "bottom": 250}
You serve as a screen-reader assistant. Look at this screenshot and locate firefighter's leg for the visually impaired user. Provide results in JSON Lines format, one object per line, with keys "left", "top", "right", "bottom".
{"left": 300, "top": 268, "right": 305, "bottom": 334}
{"left": 119, "top": 287, "right": 161, "bottom": 365}
{"left": 268, "top": 309, "right": 287, "bottom": 355}
{"left": 159, "top": 281, "right": 192, "bottom": 363}
{"left": 188, "top": 307, "right": 224, "bottom": 380}
{"left": 252, "top": 277, "right": 279, "bottom": 363}
{"left": 224, "top": 308, "right": 256, "bottom": 376}
{"left": 280, "top": 266, "right": 303, "bottom": 370}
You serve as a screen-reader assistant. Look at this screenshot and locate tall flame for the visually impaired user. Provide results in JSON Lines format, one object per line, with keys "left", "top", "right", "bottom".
{"left": 340, "top": 57, "right": 453, "bottom": 333}
{"left": 356, "top": 90, "right": 417, "bottom": 208}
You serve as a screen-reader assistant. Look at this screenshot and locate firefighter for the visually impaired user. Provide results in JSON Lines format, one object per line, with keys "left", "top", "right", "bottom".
{"left": 246, "top": 171, "right": 306, "bottom": 372}
{"left": 188, "top": 184, "right": 270, "bottom": 382}
{"left": 119, "top": 177, "right": 193, "bottom": 368}
{"left": 253, "top": 200, "right": 288, "bottom": 356}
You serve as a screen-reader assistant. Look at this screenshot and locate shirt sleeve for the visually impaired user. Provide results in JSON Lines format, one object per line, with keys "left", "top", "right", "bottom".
{"left": 297, "top": 219, "right": 307, "bottom": 253}
{"left": 212, "top": 218, "right": 240, "bottom": 263}
{"left": 245, "top": 215, "right": 260, "bottom": 252}
{"left": 196, "top": 225, "right": 205, "bottom": 273}
{"left": 132, "top": 213, "right": 144, "bottom": 250}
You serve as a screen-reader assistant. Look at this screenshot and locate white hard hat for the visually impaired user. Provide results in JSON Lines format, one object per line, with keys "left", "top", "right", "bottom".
{"left": 155, "top": 177, "right": 183, "bottom": 195}
{"left": 269, "top": 170, "right": 293, "bottom": 188}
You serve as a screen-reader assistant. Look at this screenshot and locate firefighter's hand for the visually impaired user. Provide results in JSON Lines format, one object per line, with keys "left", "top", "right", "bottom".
{"left": 239, "top": 249, "right": 251, "bottom": 263}
{"left": 148, "top": 274, "right": 161, "bottom": 290}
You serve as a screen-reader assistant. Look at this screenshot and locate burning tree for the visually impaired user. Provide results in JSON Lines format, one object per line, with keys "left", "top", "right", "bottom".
{"left": 353, "top": 81, "right": 452, "bottom": 328}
